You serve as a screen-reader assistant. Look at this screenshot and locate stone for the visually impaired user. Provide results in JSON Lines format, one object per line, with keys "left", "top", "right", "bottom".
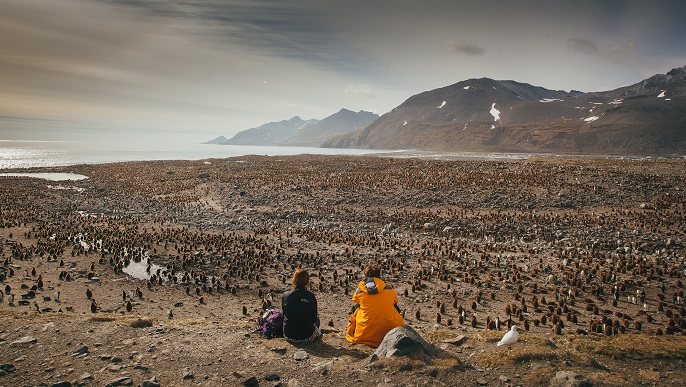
{"left": 265, "top": 373, "right": 281, "bottom": 381}
{"left": 50, "top": 382, "right": 72, "bottom": 387}
{"left": 183, "top": 371, "right": 195, "bottom": 380}
{"left": 243, "top": 376, "right": 259, "bottom": 386}
{"left": 373, "top": 326, "right": 437, "bottom": 358}
{"left": 80, "top": 374, "right": 93, "bottom": 380}
{"left": 271, "top": 347, "right": 287, "bottom": 355}
{"left": 142, "top": 376, "right": 160, "bottom": 387}
{"left": 293, "top": 350, "right": 308, "bottom": 361}
{"left": 442, "top": 335, "right": 466, "bottom": 346}
{"left": 72, "top": 343, "right": 89, "bottom": 355}
{"left": 549, "top": 371, "right": 592, "bottom": 387}
{"left": 104, "top": 377, "right": 133, "bottom": 387}
{"left": 130, "top": 318, "right": 153, "bottom": 328}
{"left": 476, "top": 379, "right": 488, "bottom": 386}
{"left": 499, "top": 375, "right": 510, "bottom": 382}
{"left": 288, "top": 380, "right": 304, "bottom": 387}
{"left": 0, "top": 364, "right": 16, "bottom": 374}
{"left": 10, "top": 336, "right": 37, "bottom": 346}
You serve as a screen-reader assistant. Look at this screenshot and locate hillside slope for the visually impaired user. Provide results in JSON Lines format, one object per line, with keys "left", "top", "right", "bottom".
{"left": 324, "top": 66, "right": 686, "bottom": 155}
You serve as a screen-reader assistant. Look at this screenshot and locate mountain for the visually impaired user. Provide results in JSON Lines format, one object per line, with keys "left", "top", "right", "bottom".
{"left": 220, "top": 116, "right": 317, "bottom": 146}
{"left": 210, "top": 109, "right": 378, "bottom": 147}
{"left": 204, "top": 136, "right": 229, "bottom": 145}
{"left": 323, "top": 66, "right": 686, "bottom": 155}
{"left": 281, "top": 109, "right": 379, "bottom": 147}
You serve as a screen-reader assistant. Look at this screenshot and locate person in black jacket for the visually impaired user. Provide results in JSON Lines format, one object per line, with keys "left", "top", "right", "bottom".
{"left": 282, "top": 269, "right": 321, "bottom": 344}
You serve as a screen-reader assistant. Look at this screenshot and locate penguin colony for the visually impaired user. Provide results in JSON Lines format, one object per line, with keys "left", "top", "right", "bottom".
{"left": 0, "top": 155, "right": 684, "bottom": 338}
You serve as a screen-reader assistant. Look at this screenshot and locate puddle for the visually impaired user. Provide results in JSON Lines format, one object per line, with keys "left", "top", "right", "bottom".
{"left": 122, "top": 256, "right": 166, "bottom": 280}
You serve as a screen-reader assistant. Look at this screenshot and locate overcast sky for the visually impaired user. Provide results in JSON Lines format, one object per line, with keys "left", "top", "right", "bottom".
{"left": 1, "top": 0, "right": 685, "bottom": 143}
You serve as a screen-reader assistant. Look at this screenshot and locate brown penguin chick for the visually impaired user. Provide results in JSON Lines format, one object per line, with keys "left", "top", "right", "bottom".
{"left": 327, "top": 319, "right": 334, "bottom": 327}
{"left": 126, "top": 300, "right": 132, "bottom": 312}
{"left": 122, "top": 290, "right": 127, "bottom": 301}
{"left": 436, "top": 313, "right": 442, "bottom": 324}
{"left": 199, "top": 296, "right": 205, "bottom": 304}
{"left": 458, "top": 314, "right": 464, "bottom": 324}
{"left": 439, "top": 303, "right": 446, "bottom": 314}
{"left": 471, "top": 315, "right": 477, "bottom": 328}
{"left": 554, "top": 323, "right": 563, "bottom": 335}
{"left": 90, "top": 299, "right": 98, "bottom": 313}
{"left": 242, "top": 305, "right": 248, "bottom": 315}
{"left": 168, "top": 310, "right": 174, "bottom": 319}
{"left": 86, "top": 288, "right": 92, "bottom": 299}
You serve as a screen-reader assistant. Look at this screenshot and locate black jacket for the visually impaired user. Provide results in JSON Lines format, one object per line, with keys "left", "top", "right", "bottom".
{"left": 282, "top": 285, "right": 319, "bottom": 340}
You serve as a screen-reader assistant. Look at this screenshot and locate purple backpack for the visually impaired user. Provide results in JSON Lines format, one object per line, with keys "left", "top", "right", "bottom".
{"left": 258, "top": 309, "right": 284, "bottom": 338}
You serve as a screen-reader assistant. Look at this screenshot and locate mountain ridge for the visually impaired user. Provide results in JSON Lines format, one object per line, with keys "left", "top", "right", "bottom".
{"left": 209, "top": 109, "right": 378, "bottom": 147}
{"left": 323, "top": 66, "right": 686, "bottom": 155}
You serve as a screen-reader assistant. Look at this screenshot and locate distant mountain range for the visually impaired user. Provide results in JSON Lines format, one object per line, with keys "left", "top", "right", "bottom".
{"left": 208, "top": 66, "right": 686, "bottom": 155}
{"left": 323, "top": 66, "right": 686, "bottom": 155}
{"left": 206, "top": 109, "right": 378, "bottom": 147}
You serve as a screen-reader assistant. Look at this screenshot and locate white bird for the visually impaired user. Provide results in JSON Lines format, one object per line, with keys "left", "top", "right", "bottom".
{"left": 497, "top": 325, "right": 518, "bottom": 349}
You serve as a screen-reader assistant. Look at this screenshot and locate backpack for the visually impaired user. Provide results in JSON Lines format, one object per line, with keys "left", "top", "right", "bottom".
{"left": 258, "top": 309, "right": 284, "bottom": 339}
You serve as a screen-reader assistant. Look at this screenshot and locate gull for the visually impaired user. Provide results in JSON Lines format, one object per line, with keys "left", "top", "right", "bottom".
{"left": 497, "top": 325, "right": 518, "bottom": 349}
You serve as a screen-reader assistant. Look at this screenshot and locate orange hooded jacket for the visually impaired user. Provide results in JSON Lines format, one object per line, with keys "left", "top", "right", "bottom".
{"left": 346, "top": 277, "right": 405, "bottom": 347}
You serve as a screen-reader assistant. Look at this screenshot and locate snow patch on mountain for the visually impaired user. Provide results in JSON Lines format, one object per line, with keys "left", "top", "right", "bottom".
{"left": 490, "top": 103, "right": 500, "bottom": 121}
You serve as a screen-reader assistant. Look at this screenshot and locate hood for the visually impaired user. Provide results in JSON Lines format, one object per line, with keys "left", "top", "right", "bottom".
{"left": 357, "top": 277, "right": 386, "bottom": 294}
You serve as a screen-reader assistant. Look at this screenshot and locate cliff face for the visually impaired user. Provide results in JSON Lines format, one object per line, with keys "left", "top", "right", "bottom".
{"left": 324, "top": 66, "right": 686, "bottom": 155}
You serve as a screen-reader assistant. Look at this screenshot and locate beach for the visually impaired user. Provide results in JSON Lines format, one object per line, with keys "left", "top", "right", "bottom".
{"left": 1, "top": 154, "right": 685, "bottom": 386}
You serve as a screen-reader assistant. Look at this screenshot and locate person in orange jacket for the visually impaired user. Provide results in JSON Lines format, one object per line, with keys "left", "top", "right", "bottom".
{"left": 346, "top": 264, "right": 405, "bottom": 347}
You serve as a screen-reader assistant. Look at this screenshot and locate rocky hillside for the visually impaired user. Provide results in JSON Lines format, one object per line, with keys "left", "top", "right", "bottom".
{"left": 323, "top": 66, "right": 686, "bottom": 155}
{"left": 208, "top": 109, "right": 378, "bottom": 147}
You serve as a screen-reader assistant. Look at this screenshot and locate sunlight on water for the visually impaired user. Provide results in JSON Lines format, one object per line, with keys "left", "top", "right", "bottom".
{"left": 0, "top": 172, "right": 88, "bottom": 181}
{"left": 0, "top": 140, "right": 390, "bottom": 169}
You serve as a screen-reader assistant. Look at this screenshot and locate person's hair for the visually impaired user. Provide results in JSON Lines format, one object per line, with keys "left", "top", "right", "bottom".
{"left": 292, "top": 269, "right": 310, "bottom": 287}
{"left": 363, "top": 265, "right": 381, "bottom": 278}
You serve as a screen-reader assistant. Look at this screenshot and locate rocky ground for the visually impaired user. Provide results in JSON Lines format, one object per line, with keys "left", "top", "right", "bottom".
{"left": 0, "top": 155, "right": 685, "bottom": 386}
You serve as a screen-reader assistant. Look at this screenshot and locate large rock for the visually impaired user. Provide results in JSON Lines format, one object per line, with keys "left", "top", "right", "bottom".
{"left": 373, "top": 325, "right": 437, "bottom": 358}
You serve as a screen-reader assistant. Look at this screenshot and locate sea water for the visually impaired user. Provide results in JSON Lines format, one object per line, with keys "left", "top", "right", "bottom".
{"left": 0, "top": 140, "right": 390, "bottom": 169}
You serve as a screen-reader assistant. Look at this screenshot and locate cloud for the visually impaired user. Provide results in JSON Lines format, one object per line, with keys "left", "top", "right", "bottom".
{"left": 449, "top": 40, "right": 486, "bottom": 56}
{"left": 345, "top": 84, "right": 375, "bottom": 98}
{"left": 567, "top": 37, "right": 639, "bottom": 64}
{"left": 99, "top": 0, "right": 377, "bottom": 76}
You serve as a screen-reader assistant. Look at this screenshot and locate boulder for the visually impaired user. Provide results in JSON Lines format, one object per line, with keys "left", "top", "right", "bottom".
{"left": 373, "top": 325, "right": 437, "bottom": 358}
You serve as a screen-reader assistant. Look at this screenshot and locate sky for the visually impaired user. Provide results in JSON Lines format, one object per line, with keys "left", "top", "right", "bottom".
{"left": 1, "top": 0, "right": 685, "bottom": 143}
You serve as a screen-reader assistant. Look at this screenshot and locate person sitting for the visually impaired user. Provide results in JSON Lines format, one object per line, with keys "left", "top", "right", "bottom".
{"left": 282, "top": 269, "right": 321, "bottom": 345}
{"left": 346, "top": 264, "right": 405, "bottom": 347}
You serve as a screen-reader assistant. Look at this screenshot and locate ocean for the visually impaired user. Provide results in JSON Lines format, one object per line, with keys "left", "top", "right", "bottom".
{"left": 0, "top": 140, "right": 391, "bottom": 170}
